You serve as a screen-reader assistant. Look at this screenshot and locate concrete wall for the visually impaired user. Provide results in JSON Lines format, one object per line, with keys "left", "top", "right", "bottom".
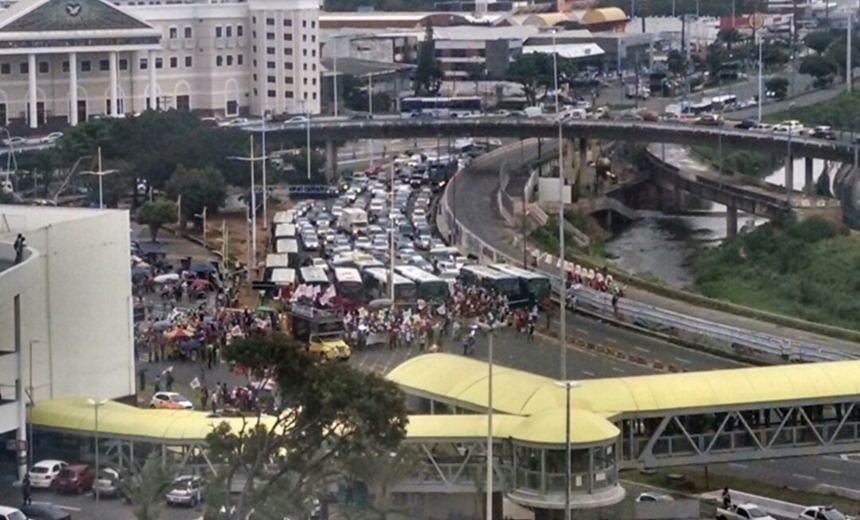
{"left": 0, "top": 206, "right": 135, "bottom": 409}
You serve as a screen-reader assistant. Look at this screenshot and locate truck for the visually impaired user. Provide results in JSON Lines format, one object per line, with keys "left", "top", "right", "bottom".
{"left": 287, "top": 303, "right": 352, "bottom": 361}
{"left": 717, "top": 503, "right": 777, "bottom": 520}
{"left": 338, "top": 208, "right": 368, "bottom": 236}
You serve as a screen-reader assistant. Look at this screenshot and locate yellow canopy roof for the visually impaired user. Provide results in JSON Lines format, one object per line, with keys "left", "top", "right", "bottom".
{"left": 406, "top": 413, "right": 617, "bottom": 445}
{"left": 387, "top": 354, "right": 860, "bottom": 416}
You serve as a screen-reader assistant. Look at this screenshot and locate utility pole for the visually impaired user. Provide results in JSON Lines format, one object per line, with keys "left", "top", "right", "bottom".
{"left": 849, "top": 13, "right": 853, "bottom": 92}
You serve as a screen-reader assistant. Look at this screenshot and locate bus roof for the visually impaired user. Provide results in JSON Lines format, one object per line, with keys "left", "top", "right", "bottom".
{"left": 395, "top": 265, "right": 444, "bottom": 283}
{"left": 300, "top": 266, "right": 329, "bottom": 284}
{"left": 271, "top": 268, "right": 296, "bottom": 285}
{"left": 333, "top": 267, "right": 362, "bottom": 283}
{"left": 266, "top": 253, "right": 291, "bottom": 268}
{"left": 400, "top": 96, "right": 482, "bottom": 101}
{"left": 364, "top": 267, "right": 414, "bottom": 286}
{"left": 275, "top": 239, "right": 298, "bottom": 254}
{"left": 461, "top": 264, "right": 517, "bottom": 281}
{"left": 274, "top": 223, "right": 296, "bottom": 238}
{"left": 491, "top": 263, "right": 548, "bottom": 281}
{"left": 272, "top": 211, "right": 293, "bottom": 224}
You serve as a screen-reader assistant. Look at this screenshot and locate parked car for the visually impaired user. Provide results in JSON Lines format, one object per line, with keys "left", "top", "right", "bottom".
{"left": 2, "top": 137, "right": 25, "bottom": 147}
{"left": 28, "top": 460, "right": 68, "bottom": 489}
{"left": 20, "top": 504, "right": 70, "bottom": 520}
{"left": 165, "top": 475, "right": 205, "bottom": 507}
{"left": 636, "top": 492, "right": 673, "bottom": 502}
{"left": 52, "top": 463, "right": 96, "bottom": 494}
{"left": 734, "top": 119, "right": 758, "bottom": 130}
{"left": 717, "top": 503, "right": 776, "bottom": 520}
{"left": 0, "top": 506, "right": 28, "bottom": 520}
{"left": 93, "top": 467, "right": 123, "bottom": 499}
{"left": 798, "top": 506, "right": 851, "bottom": 520}
{"left": 150, "top": 391, "right": 194, "bottom": 410}
{"left": 39, "top": 132, "right": 63, "bottom": 144}
{"left": 809, "top": 126, "right": 836, "bottom": 140}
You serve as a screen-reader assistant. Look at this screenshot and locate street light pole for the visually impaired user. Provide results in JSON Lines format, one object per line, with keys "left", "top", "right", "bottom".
{"left": 228, "top": 137, "right": 269, "bottom": 277}
{"left": 757, "top": 35, "right": 763, "bottom": 122}
{"left": 389, "top": 161, "right": 395, "bottom": 306}
{"left": 479, "top": 322, "right": 497, "bottom": 520}
{"left": 368, "top": 72, "right": 374, "bottom": 170}
{"left": 552, "top": 29, "right": 567, "bottom": 381}
{"left": 87, "top": 398, "right": 107, "bottom": 516}
{"left": 333, "top": 48, "right": 339, "bottom": 118}
{"left": 555, "top": 381, "right": 581, "bottom": 520}
{"left": 81, "top": 148, "right": 118, "bottom": 210}
{"left": 262, "top": 111, "right": 269, "bottom": 230}
{"left": 306, "top": 106, "right": 312, "bottom": 181}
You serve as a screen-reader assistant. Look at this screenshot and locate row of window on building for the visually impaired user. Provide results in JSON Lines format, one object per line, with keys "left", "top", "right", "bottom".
{"left": 254, "top": 17, "right": 316, "bottom": 29}
{"left": 251, "top": 45, "right": 316, "bottom": 58}
{"left": 253, "top": 88, "right": 317, "bottom": 100}
{"left": 251, "top": 74, "right": 316, "bottom": 86}
{"left": 213, "top": 24, "right": 244, "bottom": 39}
{"left": 0, "top": 59, "right": 131, "bottom": 75}
{"left": 0, "top": 53, "right": 251, "bottom": 76}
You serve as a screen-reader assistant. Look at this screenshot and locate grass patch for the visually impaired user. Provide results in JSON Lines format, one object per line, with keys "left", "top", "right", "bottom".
{"left": 693, "top": 216, "right": 860, "bottom": 330}
{"left": 690, "top": 145, "right": 780, "bottom": 178}
{"left": 624, "top": 467, "right": 860, "bottom": 513}
{"left": 765, "top": 89, "right": 860, "bottom": 130}
{"left": 531, "top": 213, "right": 608, "bottom": 259}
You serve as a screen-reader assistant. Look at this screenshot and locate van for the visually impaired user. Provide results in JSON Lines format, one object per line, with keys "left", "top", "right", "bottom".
{"left": 524, "top": 106, "right": 544, "bottom": 118}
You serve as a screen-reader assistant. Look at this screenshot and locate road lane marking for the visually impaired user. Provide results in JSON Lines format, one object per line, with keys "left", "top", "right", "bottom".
{"left": 581, "top": 370, "right": 596, "bottom": 377}
{"left": 674, "top": 357, "right": 692, "bottom": 364}
{"left": 792, "top": 474, "right": 815, "bottom": 480}
{"left": 820, "top": 468, "right": 842, "bottom": 475}
{"left": 634, "top": 346, "right": 650, "bottom": 353}
{"left": 612, "top": 367, "right": 625, "bottom": 373}
{"left": 606, "top": 338, "right": 618, "bottom": 344}
{"left": 728, "top": 463, "right": 748, "bottom": 469}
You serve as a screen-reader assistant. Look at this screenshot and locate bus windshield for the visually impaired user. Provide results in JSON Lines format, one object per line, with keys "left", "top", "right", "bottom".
{"left": 395, "top": 281, "right": 418, "bottom": 301}
{"left": 417, "top": 280, "right": 450, "bottom": 302}
{"left": 333, "top": 268, "right": 364, "bottom": 303}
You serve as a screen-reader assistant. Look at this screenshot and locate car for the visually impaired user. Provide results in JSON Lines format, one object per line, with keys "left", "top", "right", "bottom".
{"left": 310, "top": 258, "right": 329, "bottom": 271}
{"left": 165, "top": 475, "right": 205, "bottom": 507}
{"left": 287, "top": 115, "right": 308, "bottom": 123}
{"left": 150, "top": 391, "right": 194, "bottom": 410}
{"left": 695, "top": 113, "right": 723, "bottom": 126}
{"left": 810, "top": 126, "right": 836, "bottom": 140}
{"left": 0, "top": 506, "right": 29, "bottom": 520}
{"left": 302, "top": 234, "right": 320, "bottom": 251}
{"left": 717, "top": 503, "right": 776, "bottom": 520}
{"left": 40, "top": 132, "right": 63, "bottom": 144}
{"left": 354, "top": 236, "right": 372, "bottom": 250}
{"left": 776, "top": 119, "right": 804, "bottom": 135}
{"left": 52, "top": 463, "right": 96, "bottom": 494}
{"left": 93, "top": 467, "right": 123, "bottom": 499}
{"left": 28, "top": 460, "right": 68, "bottom": 489}
{"left": 20, "top": 504, "right": 70, "bottom": 520}
{"left": 798, "top": 506, "right": 850, "bottom": 520}
{"left": 636, "top": 492, "right": 673, "bottom": 502}
{"left": 308, "top": 335, "right": 352, "bottom": 361}
{"left": 2, "top": 136, "right": 25, "bottom": 147}
{"left": 350, "top": 113, "right": 373, "bottom": 120}
{"left": 413, "top": 234, "right": 432, "bottom": 250}
{"left": 734, "top": 119, "right": 758, "bottom": 130}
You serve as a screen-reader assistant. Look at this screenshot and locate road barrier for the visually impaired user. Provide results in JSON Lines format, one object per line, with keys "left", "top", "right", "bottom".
{"left": 440, "top": 148, "right": 857, "bottom": 364}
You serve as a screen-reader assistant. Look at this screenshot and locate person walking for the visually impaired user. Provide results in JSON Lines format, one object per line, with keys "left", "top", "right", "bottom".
{"left": 722, "top": 487, "right": 731, "bottom": 509}
{"left": 22, "top": 475, "right": 32, "bottom": 506}
{"left": 13, "top": 234, "right": 25, "bottom": 264}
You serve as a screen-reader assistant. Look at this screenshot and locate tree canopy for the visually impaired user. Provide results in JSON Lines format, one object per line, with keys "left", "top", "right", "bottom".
{"left": 137, "top": 200, "right": 178, "bottom": 242}
{"left": 165, "top": 165, "right": 227, "bottom": 229}
{"left": 413, "top": 24, "right": 445, "bottom": 96}
{"left": 506, "top": 52, "right": 570, "bottom": 106}
{"left": 204, "top": 333, "right": 408, "bottom": 520}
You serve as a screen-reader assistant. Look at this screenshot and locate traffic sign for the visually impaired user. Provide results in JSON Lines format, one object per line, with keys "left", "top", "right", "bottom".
{"left": 748, "top": 13, "right": 765, "bottom": 30}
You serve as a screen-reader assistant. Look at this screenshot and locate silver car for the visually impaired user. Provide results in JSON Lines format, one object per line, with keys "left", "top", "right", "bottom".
{"left": 165, "top": 475, "right": 204, "bottom": 507}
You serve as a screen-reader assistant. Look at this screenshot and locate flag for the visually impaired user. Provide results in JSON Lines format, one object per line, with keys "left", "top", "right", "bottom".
{"left": 189, "top": 377, "right": 201, "bottom": 390}
{"left": 319, "top": 285, "right": 337, "bottom": 307}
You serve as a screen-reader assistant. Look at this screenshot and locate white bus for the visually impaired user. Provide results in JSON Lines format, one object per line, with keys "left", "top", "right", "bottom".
{"left": 270, "top": 268, "right": 296, "bottom": 287}
{"left": 459, "top": 265, "right": 521, "bottom": 300}
{"left": 362, "top": 267, "right": 417, "bottom": 304}
{"left": 299, "top": 266, "right": 330, "bottom": 288}
{"left": 333, "top": 267, "right": 364, "bottom": 306}
{"left": 394, "top": 265, "right": 450, "bottom": 302}
{"left": 273, "top": 223, "right": 296, "bottom": 240}
{"left": 710, "top": 94, "right": 737, "bottom": 111}
{"left": 272, "top": 211, "right": 295, "bottom": 225}
{"left": 400, "top": 96, "right": 484, "bottom": 118}
{"left": 491, "top": 263, "right": 551, "bottom": 305}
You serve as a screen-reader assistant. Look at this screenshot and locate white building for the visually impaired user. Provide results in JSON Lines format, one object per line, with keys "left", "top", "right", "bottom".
{"left": 0, "top": 0, "right": 321, "bottom": 129}
{"left": 0, "top": 205, "right": 135, "bottom": 478}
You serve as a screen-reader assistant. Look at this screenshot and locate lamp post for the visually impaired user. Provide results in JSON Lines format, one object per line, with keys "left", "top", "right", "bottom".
{"left": 0, "top": 127, "right": 18, "bottom": 176}
{"left": 554, "top": 380, "right": 582, "bottom": 520}
{"left": 305, "top": 104, "right": 312, "bottom": 181}
{"left": 81, "top": 148, "right": 118, "bottom": 209}
{"left": 388, "top": 161, "right": 395, "bottom": 307}
{"left": 757, "top": 34, "right": 763, "bottom": 122}
{"left": 87, "top": 398, "right": 107, "bottom": 516}
{"left": 228, "top": 137, "right": 268, "bottom": 278}
{"left": 552, "top": 29, "right": 567, "bottom": 381}
{"left": 478, "top": 322, "right": 498, "bottom": 520}
{"left": 787, "top": 102, "right": 796, "bottom": 204}
{"left": 368, "top": 72, "right": 374, "bottom": 170}
{"left": 262, "top": 110, "right": 271, "bottom": 230}
{"left": 195, "top": 207, "right": 208, "bottom": 249}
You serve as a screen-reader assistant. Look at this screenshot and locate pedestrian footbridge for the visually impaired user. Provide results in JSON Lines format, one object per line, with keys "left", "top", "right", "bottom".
{"left": 28, "top": 354, "right": 860, "bottom": 515}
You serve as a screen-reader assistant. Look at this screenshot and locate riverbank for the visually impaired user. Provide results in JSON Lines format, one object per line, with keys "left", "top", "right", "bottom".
{"left": 764, "top": 89, "right": 860, "bottom": 130}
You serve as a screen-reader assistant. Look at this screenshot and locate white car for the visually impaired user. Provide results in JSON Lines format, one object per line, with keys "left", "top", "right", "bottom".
{"left": 40, "top": 132, "right": 63, "bottom": 144}
{"left": 288, "top": 115, "right": 308, "bottom": 123}
{"left": 354, "top": 236, "right": 372, "bottom": 250}
{"left": 2, "top": 136, "right": 25, "bottom": 147}
{"left": 0, "top": 506, "right": 27, "bottom": 520}
{"left": 302, "top": 234, "right": 320, "bottom": 251}
{"left": 150, "top": 391, "right": 194, "bottom": 410}
{"left": 165, "top": 475, "right": 204, "bottom": 507}
{"left": 636, "top": 492, "right": 673, "bottom": 502}
{"left": 28, "top": 459, "right": 68, "bottom": 488}
{"left": 799, "top": 506, "right": 850, "bottom": 520}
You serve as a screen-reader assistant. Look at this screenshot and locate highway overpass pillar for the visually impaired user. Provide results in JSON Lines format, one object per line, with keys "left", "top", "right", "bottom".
{"left": 785, "top": 154, "right": 795, "bottom": 196}
{"left": 726, "top": 203, "right": 738, "bottom": 238}
{"left": 804, "top": 156, "right": 815, "bottom": 194}
{"left": 325, "top": 140, "right": 338, "bottom": 181}
{"left": 578, "top": 138, "right": 589, "bottom": 197}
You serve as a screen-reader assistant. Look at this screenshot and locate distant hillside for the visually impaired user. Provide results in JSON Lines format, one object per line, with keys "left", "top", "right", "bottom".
{"left": 323, "top": 0, "right": 435, "bottom": 11}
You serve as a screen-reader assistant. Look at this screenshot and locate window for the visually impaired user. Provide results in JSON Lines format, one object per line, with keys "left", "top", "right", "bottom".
{"left": 226, "top": 25, "right": 232, "bottom": 37}
{"left": 252, "top": 16, "right": 256, "bottom": 23}
{"left": 267, "top": 75, "right": 275, "bottom": 83}
{"left": 238, "top": 55, "right": 244, "bottom": 65}
{"left": 302, "top": 34, "right": 306, "bottom": 42}
{"left": 184, "top": 26, "right": 192, "bottom": 38}
{"left": 252, "top": 74, "right": 257, "bottom": 81}
{"left": 99, "top": 59, "right": 109, "bottom": 71}
{"left": 303, "top": 78, "right": 307, "bottom": 85}
{"left": 62, "top": 61, "right": 69, "bottom": 73}
{"left": 312, "top": 78, "right": 316, "bottom": 86}
{"left": 0, "top": 63, "right": 8, "bottom": 74}
{"left": 252, "top": 31, "right": 257, "bottom": 38}
{"left": 266, "top": 47, "right": 275, "bottom": 55}
{"left": 303, "top": 92, "right": 307, "bottom": 99}
{"left": 38, "top": 61, "right": 48, "bottom": 73}
{"left": 284, "top": 62, "right": 293, "bottom": 70}
{"left": 170, "top": 56, "right": 178, "bottom": 68}
{"left": 216, "top": 56, "right": 223, "bottom": 66}
{"left": 267, "top": 89, "right": 276, "bottom": 97}
{"left": 119, "top": 58, "right": 128, "bottom": 70}
{"left": 18, "top": 61, "right": 28, "bottom": 74}
{"left": 253, "top": 45, "right": 257, "bottom": 53}
{"left": 215, "top": 26, "right": 222, "bottom": 38}
{"left": 285, "top": 90, "right": 293, "bottom": 98}
{"left": 303, "top": 63, "right": 307, "bottom": 70}
{"left": 266, "top": 17, "right": 274, "bottom": 25}
{"left": 226, "top": 55, "right": 233, "bottom": 66}
{"left": 267, "top": 61, "right": 275, "bottom": 69}
{"left": 139, "top": 58, "right": 148, "bottom": 69}
{"left": 176, "top": 94, "right": 190, "bottom": 111}
{"left": 185, "top": 56, "right": 193, "bottom": 67}
{"left": 311, "top": 49, "right": 316, "bottom": 57}
{"left": 284, "top": 33, "right": 292, "bottom": 41}
{"left": 313, "top": 92, "right": 317, "bottom": 100}
{"left": 226, "top": 100, "right": 238, "bottom": 115}
{"left": 283, "top": 19, "right": 292, "bottom": 27}
{"left": 302, "top": 20, "right": 306, "bottom": 28}
{"left": 285, "top": 48, "right": 292, "bottom": 56}
{"left": 169, "top": 26, "right": 178, "bottom": 39}
{"left": 302, "top": 49, "right": 307, "bottom": 57}
{"left": 311, "top": 20, "right": 316, "bottom": 28}
{"left": 237, "top": 25, "right": 243, "bottom": 37}
{"left": 311, "top": 35, "right": 316, "bottom": 43}
{"left": 253, "top": 59, "right": 257, "bottom": 67}
{"left": 285, "top": 77, "right": 293, "bottom": 84}
{"left": 155, "top": 57, "right": 163, "bottom": 69}
{"left": 266, "top": 32, "right": 275, "bottom": 40}
{"left": 253, "top": 87, "right": 258, "bottom": 96}
{"left": 312, "top": 63, "right": 316, "bottom": 71}
{"left": 81, "top": 60, "right": 91, "bottom": 72}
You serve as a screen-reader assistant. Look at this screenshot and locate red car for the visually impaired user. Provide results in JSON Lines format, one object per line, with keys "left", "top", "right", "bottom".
{"left": 52, "top": 464, "right": 96, "bottom": 494}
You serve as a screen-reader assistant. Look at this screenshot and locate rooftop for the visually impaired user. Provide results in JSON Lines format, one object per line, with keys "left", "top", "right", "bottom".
{"left": 320, "top": 57, "right": 414, "bottom": 77}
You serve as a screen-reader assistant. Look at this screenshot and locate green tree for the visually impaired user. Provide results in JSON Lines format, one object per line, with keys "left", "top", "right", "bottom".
{"left": 342, "top": 445, "right": 423, "bottom": 520}
{"left": 705, "top": 43, "right": 730, "bottom": 80}
{"left": 413, "top": 23, "right": 445, "bottom": 96}
{"left": 765, "top": 77, "right": 790, "bottom": 100}
{"left": 137, "top": 200, "right": 178, "bottom": 242}
{"left": 762, "top": 41, "right": 789, "bottom": 69}
{"left": 800, "top": 54, "right": 838, "bottom": 85}
{"left": 804, "top": 30, "right": 838, "bottom": 55}
{"left": 666, "top": 50, "right": 688, "bottom": 77}
{"left": 506, "top": 53, "right": 553, "bottom": 106}
{"left": 119, "top": 452, "right": 174, "bottom": 520}
{"left": 286, "top": 147, "right": 327, "bottom": 184}
{"left": 165, "top": 165, "right": 227, "bottom": 230}
{"left": 204, "top": 333, "right": 408, "bottom": 520}
{"left": 465, "top": 62, "right": 487, "bottom": 96}
{"left": 717, "top": 28, "right": 743, "bottom": 50}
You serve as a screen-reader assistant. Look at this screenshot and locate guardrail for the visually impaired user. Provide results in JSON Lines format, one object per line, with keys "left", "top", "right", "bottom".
{"left": 441, "top": 146, "right": 857, "bottom": 364}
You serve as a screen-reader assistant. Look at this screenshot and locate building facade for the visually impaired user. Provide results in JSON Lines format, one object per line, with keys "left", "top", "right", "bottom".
{"left": 0, "top": 0, "right": 321, "bottom": 129}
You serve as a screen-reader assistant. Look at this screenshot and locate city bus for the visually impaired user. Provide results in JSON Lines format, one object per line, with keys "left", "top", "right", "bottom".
{"left": 362, "top": 267, "right": 417, "bottom": 304}
{"left": 299, "top": 266, "right": 330, "bottom": 289}
{"left": 400, "top": 96, "right": 485, "bottom": 118}
{"left": 273, "top": 223, "right": 296, "bottom": 241}
{"left": 491, "top": 263, "right": 551, "bottom": 305}
{"left": 332, "top": 267, "right": 364, "bottom": 307}
{"left": 394, "top": 265, "right": 450, "bottom": 302}
{"left": 274, "top": 239, "right": 299, "bottom": 267}
{"left": 710, "top": 94, "right": 737, "bottom": 111}
{"left": 272, "top": 210, "right": 295, "bottom": 225}
{"left": 459, "top": 265, "right": 521, "bottom": 300}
